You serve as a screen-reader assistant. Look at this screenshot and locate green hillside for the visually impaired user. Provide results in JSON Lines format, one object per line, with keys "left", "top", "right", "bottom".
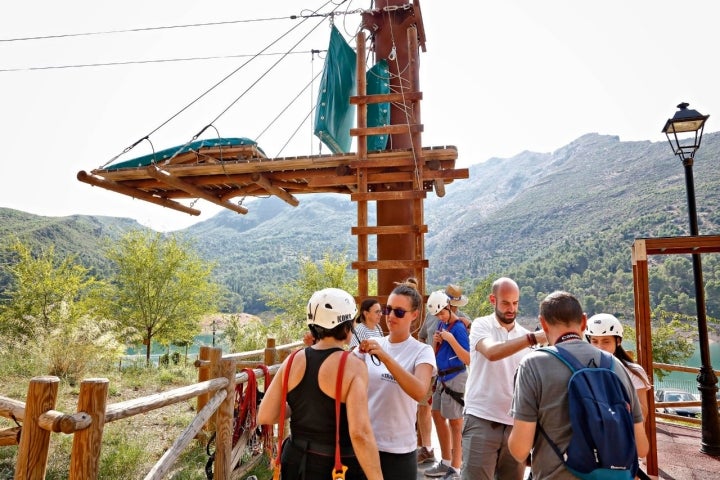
{"left": 1, "top": 132, "right": 719, "bottom": 327}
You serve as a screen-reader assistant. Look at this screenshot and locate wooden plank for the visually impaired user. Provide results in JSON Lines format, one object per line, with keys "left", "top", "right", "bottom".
{"left": 351, "top": 259, "right": 428, "bottom": 270}
{"left": 350, "top": 124, "right": 423, "bottom": 137}
{"left": 351, "top": 225, "right": 428, "bottom": 235}
{"left": 637, "top": 235, "right": 720, "bottom": 255}
{"left": 351, "top": 191, "right": 426, "bottom": 202}
{"left": 91, "top": 147, "right": 457, "bottom": 181}
{"left": 308, "top": 168, "right": 467, "bottom": 187}
{"left": 350, "top": 91, "right": 423, "bottom": 105}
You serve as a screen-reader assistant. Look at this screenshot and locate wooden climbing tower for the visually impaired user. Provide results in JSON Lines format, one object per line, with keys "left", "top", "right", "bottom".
{"left": 77, "top": 1, "right": 468, "bottom": 303}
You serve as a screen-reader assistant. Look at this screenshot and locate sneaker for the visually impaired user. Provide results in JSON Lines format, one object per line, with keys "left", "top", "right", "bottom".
{"left": 424, "top": 462, "right": 450, "bottom": 478}
{"left": 441, "top": 467, "right": 460, "bottom": 480}
{"left": 417, "top": 446, "right": 436, "bottom": 465}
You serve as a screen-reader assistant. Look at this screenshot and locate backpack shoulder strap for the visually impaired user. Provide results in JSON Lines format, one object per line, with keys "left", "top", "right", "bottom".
{"left": 538, "top": 346, "right": 577, "bottom": 372}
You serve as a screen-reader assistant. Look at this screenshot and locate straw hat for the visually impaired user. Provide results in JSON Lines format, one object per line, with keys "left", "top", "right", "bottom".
{"left": 445, "top": 284, "right": 468, "bottom": 307}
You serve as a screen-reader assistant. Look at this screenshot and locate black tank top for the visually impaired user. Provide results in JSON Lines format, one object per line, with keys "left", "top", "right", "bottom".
{"left": 287, "top": 347, "right": 352, "bottom": 447}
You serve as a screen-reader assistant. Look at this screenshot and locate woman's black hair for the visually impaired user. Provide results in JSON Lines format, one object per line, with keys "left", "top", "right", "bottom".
{"left": 356, "top": 298, "right": 380, "bottom": 324}
{"left": 309, "top": 321, "right": 353, "bottom": 341}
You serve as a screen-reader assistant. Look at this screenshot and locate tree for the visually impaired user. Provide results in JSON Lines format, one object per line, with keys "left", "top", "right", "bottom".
{"left": 465, "top": 276, "right": 495, "bottom": 320}
{"left": 0, "top": 240, "right": 107, "bottom": 338}
{"left": 263, "top": 251, "right": 358, "bottom": 344}
{"left": 0, "top": 240, "right": 120, "bottom": 381}
{"left": 624, "top": 309, "right": 696, "bottom": 381}
{"left": 106, "top": 230, "right": 221, "bottom": 365}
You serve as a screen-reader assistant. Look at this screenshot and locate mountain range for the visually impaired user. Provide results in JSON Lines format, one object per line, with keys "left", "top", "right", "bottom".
{"left": 2, "top": 132, "right": 719, "bottom": 321}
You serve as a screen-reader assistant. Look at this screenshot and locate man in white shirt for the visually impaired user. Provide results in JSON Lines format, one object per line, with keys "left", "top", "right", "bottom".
{"left": 461, "top": 277, "right": 546, "bottom": 480}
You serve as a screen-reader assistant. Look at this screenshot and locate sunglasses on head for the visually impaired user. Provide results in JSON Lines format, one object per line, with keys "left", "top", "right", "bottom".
{"left": 382, "top": 305, "right": 412, "bottom": 318}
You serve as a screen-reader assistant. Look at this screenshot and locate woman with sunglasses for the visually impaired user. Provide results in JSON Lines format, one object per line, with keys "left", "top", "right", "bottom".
{"left": 357, "top": 280, "right": 437, "bottom": 479}
{"left": 349, "top": 298, "right": 384, "bottom": 350}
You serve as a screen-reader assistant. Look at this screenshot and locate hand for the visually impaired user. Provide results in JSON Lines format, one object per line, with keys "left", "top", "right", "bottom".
{"left": 534, "top": 330, "right": 548, "bottom": 346}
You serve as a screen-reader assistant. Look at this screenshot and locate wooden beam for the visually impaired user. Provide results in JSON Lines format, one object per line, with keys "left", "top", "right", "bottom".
{"left": 351, "top": 225, "right": 428, "bottom": 235}
{"left": 77, "top": 171, "right": 201, "bottom": 216}
{"left": 350, "top": 124, "right": 423, "bottom": 137}
{"left": 146, "top": 166, "right": 249, "bottom": 215}
{"left": 251, "top": 173, "right": 300, "bottom": 207}
{"left": 350, "top": 91, "right": 423, "bottom": 105}
{"left": 351, "top": 191, "right": 426, "bottom": 202}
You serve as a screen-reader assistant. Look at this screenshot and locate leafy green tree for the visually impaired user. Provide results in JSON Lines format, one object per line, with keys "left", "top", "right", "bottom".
{"left": 465, "top": 276, "right": 495, "bottom": 319}
{"left": 263, "top": 251, "right": 357, "bottom": 344}
{"left": 624, "top": 310, "right": 696, "bottom": 381}
{"left": 0, "top": 240, "right": 120, "bottom": 380}
{"left": 106, "top": 230, "right": 221, "bottom": 365}
{"left": 0, "top": 240, "right": 107, "bottom": 338}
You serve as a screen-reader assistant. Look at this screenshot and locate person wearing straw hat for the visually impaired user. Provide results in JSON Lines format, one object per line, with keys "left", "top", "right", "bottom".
{"left": 418, "top": 284, "right": 471, "bottom": 467}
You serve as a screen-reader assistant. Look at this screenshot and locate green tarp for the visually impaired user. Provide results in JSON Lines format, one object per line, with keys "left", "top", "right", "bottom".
{"left": 366, "top": 59, "right": 390, "bottom": 151}
{"left": 313, "top": 25, "right": 357, "bottom": 154}
{"left": 104, "top": 137, "right": 261, "bottom": 170}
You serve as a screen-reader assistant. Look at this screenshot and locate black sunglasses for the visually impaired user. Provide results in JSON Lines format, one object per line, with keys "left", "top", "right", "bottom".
{"left": 382, "top": 305, "right": 413, "bottom": 318}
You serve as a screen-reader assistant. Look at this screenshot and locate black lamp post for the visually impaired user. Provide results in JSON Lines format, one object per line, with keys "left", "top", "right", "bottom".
{"left": 662, "top": 102, "right": 720, "bottom": 456}
{"left": 211, "top": 319, "right": 217, "bottom": 347}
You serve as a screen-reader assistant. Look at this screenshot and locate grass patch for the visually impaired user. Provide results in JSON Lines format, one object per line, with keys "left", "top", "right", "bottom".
{"left": 0, "top": 362, "right": 241, "bottom": 480}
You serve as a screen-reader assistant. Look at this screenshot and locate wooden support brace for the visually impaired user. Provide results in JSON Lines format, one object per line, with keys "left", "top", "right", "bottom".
{"left": 77, "top": 171, "right": 201, "bottom": 216}
{"left": 251, "top": 173, "right": 300, "bottom": 206}
{"left": 146, "top": 166, "right": 249, "bottom": 214}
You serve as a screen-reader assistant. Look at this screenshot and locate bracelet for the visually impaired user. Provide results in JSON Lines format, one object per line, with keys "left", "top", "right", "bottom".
{"left": 526, "top": 333, "right": 538, "bottom": 346}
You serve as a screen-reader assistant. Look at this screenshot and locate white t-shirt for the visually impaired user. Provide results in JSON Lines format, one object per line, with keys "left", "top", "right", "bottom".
{"left": 358, "top": 336, "right": 436, "bottom": 453}
{"left": 465, "top": 314, "right": 531, "bottom": 425}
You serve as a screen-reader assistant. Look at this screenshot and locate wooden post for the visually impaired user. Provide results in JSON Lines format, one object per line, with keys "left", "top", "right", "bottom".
{"left": 264, "top": 338, "right": 277, "bottom": 374}
{"left": 70, "top": 378, "right": 109, "bottom": 480}
{"left": 197, "top": 346, "right": 212, "bottom": 428}
{"left": 632, "top": 240, "right": 658, "bottom": 477}
{"left": 213, "top": 357, "right": 237, "bottom": 480}
{"left": 14, "top": 376, "right": 59, "bottom": 480}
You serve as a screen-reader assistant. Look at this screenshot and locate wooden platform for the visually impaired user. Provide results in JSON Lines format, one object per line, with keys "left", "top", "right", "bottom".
{"left": 77, "top": 145, "right": 466, "bottom": 217}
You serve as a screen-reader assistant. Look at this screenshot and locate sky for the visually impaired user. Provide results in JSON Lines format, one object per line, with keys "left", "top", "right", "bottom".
{"left": 2, "top": 0, "right": 720, "bottom": 232}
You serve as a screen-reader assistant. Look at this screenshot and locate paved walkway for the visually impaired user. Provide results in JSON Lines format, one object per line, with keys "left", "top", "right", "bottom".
{"left": 416, "top": 422, "right": 720, "bottom": 480}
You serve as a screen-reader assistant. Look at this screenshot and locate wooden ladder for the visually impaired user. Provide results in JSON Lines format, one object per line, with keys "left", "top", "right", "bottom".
{"left": 349, "top": 29, "right": 428, "bottom": 304}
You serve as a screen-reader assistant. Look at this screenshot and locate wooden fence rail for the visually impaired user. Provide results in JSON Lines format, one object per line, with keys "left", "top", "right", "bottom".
{"left": 0, "top": 338, "right": 301, "bottom": 480}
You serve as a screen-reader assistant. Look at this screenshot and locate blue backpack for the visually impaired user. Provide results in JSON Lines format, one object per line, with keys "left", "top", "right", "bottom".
{"left": 538, "top": 346, "right": 639, "bottom": 480}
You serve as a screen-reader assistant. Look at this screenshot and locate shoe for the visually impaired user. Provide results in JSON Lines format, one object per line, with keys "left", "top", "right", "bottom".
{"left": 441, "top": 467, "right": 460, "bottom": 480}
{"left": 417, "top": 446, "right": 436, "bottom": 465}
{"left": 424, "top": 462, "right": 450, "bottom": 478}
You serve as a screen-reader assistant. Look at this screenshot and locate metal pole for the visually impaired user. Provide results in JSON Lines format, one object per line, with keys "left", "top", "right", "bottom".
{"left": 682, "top": 158, "right": 720, "bottom": 456}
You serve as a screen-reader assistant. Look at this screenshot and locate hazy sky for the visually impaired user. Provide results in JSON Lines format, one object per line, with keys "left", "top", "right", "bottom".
{"left": 2, "top": 0, "right": 719, "bottom": 231}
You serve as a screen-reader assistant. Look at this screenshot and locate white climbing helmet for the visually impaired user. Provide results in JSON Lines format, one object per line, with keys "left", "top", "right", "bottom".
{"left": 426, "top": 289, "right": 451, "bottom": 316}
{"left": 306, "top": 288, "right": 357, "bottom": 330}
{"left": 585, "top": 313, "right": 624, "bottom": 339}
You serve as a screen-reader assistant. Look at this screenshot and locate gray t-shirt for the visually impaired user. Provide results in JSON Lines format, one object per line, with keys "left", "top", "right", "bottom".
{"left": 511, "top": 340, "right": 643, "bottom": 480}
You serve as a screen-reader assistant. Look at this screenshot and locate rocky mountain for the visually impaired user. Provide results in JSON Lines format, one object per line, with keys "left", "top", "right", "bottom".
{"left": 2, "top": 132, "right": 720, "bottom": 318}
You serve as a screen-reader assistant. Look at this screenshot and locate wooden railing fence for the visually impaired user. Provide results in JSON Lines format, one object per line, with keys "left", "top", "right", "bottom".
{"left": 0, "top": 338, "right": 302, "bottom": 480}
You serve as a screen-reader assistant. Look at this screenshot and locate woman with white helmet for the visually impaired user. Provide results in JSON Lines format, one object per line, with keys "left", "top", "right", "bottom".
{"left": 585, "top": 313, "right": 652, "bottom": 419}
{"left": 425, "top": 290, "right": 470, "bottom": 480}
{"left": 258, "top": 288, "right": 383, "bottom": 480}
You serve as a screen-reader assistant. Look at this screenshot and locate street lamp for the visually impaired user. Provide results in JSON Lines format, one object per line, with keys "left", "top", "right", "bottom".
{"left": 662, "top": 102, "right": 720, "bottom": 456}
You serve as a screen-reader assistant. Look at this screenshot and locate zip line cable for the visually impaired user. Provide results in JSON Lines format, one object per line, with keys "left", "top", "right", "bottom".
{"left": 0, "top": 13, "right": 316, "bottom": 43}
{"left": 102, "top": 1, "right": 340, "bottom": 168}
{"left": 0, "top": 50, "right": 321, "bottom": 73}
